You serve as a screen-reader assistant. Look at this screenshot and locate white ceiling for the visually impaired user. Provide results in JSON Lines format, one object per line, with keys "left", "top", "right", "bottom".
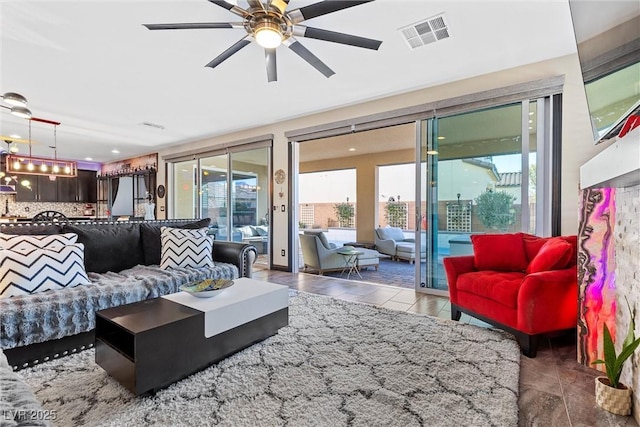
{"left": 0, "top": 0, "right": 589, "bottom": 163}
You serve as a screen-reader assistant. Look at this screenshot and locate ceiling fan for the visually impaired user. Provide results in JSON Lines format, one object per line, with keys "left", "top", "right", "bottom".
{"left": 143, "top": 0, "right": 382, "bottom": 82}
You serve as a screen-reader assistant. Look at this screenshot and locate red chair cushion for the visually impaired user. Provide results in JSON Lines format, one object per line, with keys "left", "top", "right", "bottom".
{"left": 456, "top": 271, "right": 525, "bottom": 308}
{"left": 471, "top": 233, "right": 528, "bottom": 272}
{"left": 526, "top": 237, "right": 572, "bottom": 273}
{"left": 523, "top": 234, "right": 577, "bottom": 266}
{"left": 522, "top": 233, "right": 546, "bottom": 261}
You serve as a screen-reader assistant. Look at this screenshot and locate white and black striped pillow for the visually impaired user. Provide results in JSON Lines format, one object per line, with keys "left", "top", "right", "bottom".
{"left": 160, "top": 227, "right": 213, "bottom": 270}
{"left": 0, "top": 233, "right": 78, "bottom": 252}
{"left": 0, "top": 243, "right": 90, "bottom": 298}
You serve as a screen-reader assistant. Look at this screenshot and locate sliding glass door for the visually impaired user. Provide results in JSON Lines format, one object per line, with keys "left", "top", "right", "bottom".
{"left": 230, "top": 148, "right": 270, "bottom": 264}
{"left": 173, "top": 159, "right": 198, "bottom": 219}
{"left": 418, "top": 100, "right": 548, "bottom": 293}
{"left": 200, "top": 154, "right": 229, "bottom": 237}
{"left": 170, "top": 145, "right": 271, "bottom": 267}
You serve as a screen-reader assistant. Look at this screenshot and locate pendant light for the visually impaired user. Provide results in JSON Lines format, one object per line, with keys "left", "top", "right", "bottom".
{"left": 6, "top": 120, "right": 77, "bottom": 178}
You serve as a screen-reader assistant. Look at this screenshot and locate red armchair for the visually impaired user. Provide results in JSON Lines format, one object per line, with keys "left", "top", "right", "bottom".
{"left": 443, "top": 232, "right": 578, "bottom": 357}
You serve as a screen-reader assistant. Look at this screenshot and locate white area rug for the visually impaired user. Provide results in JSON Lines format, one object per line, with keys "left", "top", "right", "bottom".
{"left": 19, "top": 291, "right": 520, "bottom": 426}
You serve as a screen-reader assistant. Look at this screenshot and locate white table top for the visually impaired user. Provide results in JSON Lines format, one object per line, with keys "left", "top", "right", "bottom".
{"left": 162, "top": 277, "right": 289, "bottom": 338}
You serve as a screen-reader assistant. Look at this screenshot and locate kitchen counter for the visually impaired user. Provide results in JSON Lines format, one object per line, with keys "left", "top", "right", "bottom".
{"left": 0, "top": 216, "right": 28, "bottom": 223}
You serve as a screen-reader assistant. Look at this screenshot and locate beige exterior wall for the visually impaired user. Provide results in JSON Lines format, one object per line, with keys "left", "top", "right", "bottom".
{"left": 155, "top": 53, "right": 604, "bottom": 269}
{"left": 300, "top": 148, "right": 414, "bottom": 243}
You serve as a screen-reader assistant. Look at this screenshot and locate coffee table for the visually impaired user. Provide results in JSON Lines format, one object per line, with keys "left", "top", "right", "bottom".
{"left": 95, "top": 278, "right": 288, "bottom": 395}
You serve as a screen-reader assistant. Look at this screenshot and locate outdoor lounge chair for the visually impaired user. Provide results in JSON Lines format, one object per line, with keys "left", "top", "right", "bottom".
{"left": 299, "top": 232, "right": 379, "bottom": 275}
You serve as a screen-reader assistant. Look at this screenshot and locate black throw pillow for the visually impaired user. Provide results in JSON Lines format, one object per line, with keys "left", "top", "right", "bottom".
{"left": 140, "top": 218, "right": 211, "bottom": 266}
{"left": 62, "top": 224, "right": 145, "bottom": 273}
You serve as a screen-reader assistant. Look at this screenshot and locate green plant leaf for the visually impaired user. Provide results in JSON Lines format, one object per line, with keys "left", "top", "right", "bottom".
{"left": 622, "top": 296, "right": 636, "bottom": 349}
{"left": 613, "top": 336, "right": 640, "bottom": 386}
{"left": 602, "top": 324, "right": 618, "bottom": 386}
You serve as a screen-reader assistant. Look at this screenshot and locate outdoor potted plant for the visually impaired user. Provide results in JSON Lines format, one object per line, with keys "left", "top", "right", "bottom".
{"left": 592, "top": 298, "right": 640, "bottom": 416}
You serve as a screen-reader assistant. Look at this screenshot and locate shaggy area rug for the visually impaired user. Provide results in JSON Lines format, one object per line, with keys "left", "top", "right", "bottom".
{"left": 19, "top": 291, "right": 520, "bottom": 427}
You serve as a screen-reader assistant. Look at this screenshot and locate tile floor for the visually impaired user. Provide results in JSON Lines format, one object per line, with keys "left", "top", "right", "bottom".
{"left": 253, "top": 268, "right": 639, "bottom": 427}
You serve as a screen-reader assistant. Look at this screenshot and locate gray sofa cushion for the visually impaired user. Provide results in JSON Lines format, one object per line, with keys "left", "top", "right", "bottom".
{"left": 0, "top": 348, "right": 47, "bottom": 426}
{"left": 140, "top": 218, "right": 211, "bottom": 266}
{"left": 377, "top": 227, "right": 406, "bottom": 242}
{"left": 0, "top": 263, "right": 238, "bottom": 350}
{"left": 62, "top": 224, "right": 144, "bottom": 273}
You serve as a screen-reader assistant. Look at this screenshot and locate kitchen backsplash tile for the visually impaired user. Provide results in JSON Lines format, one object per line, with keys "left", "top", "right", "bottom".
{"left": 0, "top": 194, "right": 90, "bottom": 219}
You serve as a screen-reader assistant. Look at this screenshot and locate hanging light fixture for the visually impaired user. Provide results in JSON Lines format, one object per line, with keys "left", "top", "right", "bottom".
{"left": 0, "top": 92, "right": 32, "bottom": 119}
{"left": 6, "top": 121, "right": 77, "bottom": 178}
{"left": 0, "top": 141, "right": 17, "bottom": 193}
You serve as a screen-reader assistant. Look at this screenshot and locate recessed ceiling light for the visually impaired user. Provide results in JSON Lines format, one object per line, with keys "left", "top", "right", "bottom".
{"left": 528, "top": 126, "right": 533, "bottom": 130}
{"left": 348, "top": 148, "right": 356, "bottom": 152}
{"left": 437, "top": 136, "right": 445, "bottom": 140}
{"left": 9, "top": 134, "right": 21, "bottom": 139}
{"left": 529, "top": 111, "right": 534, "bottom": 116}
{"left": 85, "top": 157, "right": 93, "bottom": 161}
{"left": 111, "top": 149, "right": 120, "bottom": 154}
{"left": 426, "top": 150, "right": 439, "bottom": 155}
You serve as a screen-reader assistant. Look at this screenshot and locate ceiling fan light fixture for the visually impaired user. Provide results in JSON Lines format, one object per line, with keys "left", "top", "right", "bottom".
{"left": 255, "top": 21, "right": 283, "bottom": 48}
{"left": 10, "top": 106, "right": 32, "bottom": 119}
{"left": 1, "top": 92, "right": 28, "bottom": 108}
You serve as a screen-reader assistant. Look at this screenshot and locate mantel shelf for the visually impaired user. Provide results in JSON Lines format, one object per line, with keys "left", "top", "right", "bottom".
{"left": 580, "top": 126, "right": 640, "bottom": 189}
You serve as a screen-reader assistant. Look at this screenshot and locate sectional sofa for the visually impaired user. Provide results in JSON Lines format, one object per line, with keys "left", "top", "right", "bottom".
{"left": 1, "top": 347, "right": 48, "bottom": 426}
{"left": 0, "top": 219, "right": 257, "bottom": 371}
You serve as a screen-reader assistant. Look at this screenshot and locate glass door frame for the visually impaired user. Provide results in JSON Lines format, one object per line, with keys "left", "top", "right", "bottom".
{"left": 287, "top": 76, "right": 562, "bottom": 276}
{"left": 416, "top": 97, "right": 554, "bottom": 295}
{"left": 167, "top": 142, "right": 273, "bottom": 268}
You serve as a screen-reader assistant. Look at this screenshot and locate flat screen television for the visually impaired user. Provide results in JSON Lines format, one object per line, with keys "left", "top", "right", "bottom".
{"left": 569, "top": 1, "right": 640, "bottom": 144}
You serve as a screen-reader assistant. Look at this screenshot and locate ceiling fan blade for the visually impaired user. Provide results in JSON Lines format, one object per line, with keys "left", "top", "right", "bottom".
{"left": 207, "top": 0, "right": 251, "bottom": 18}
{"left": 269, "top": 0, "right": 290, "bottom": 14}
{"left": 265, "top": 48, "right": 277, "bottom": 82}
{"left": 205, "top": 36, "right": 252, "bottom": 69}
{"left": 288, "top": 0, "right": 374, "bottom": 24}
{"left": 247, "top": 0, "right": 266, "bottom": 13}
{"left": 143, "top": 23, "right": 238, "bottom": 30}
{"left": 294, "top": 26, "right": 382, "bottom": 50}
{"left": 284, "top": 39, "right": 335, "bottom": 78}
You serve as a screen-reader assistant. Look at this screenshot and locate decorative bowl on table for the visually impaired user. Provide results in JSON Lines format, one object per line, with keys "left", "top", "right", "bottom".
{"left": 180, "top": 279, "right": 234, "bottom": 298}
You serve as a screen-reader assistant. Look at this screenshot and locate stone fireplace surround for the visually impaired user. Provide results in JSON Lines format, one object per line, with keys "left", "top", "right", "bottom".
{"left": 578, "top": 119, "right": 639, "bottom": 423}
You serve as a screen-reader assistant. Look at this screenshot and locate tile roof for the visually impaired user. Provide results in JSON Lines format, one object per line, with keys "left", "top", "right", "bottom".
{"left": 497, "top": 172, "right": 522, "bottom": 187}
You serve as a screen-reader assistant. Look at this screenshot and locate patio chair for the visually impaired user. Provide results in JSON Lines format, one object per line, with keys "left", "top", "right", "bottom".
{"left": 374, "top": 226, "right": 426, "bottom": 263}
{"left": 299, "top": 232, "right": 379, "bottom": 275}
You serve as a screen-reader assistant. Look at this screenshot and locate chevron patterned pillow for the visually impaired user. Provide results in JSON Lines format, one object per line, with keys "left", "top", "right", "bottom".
{"left": 0, "top": 243, "right": 91, "bottom": 298}
{"left": 160, "top": 227, "right": 213, "bottom": 270}
{"left": 0, "top": 233, "right": 78, "bottom": 252}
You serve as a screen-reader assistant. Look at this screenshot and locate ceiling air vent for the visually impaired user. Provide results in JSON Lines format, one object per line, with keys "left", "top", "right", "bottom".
{"left": 399, "top": 14, "right": 450, "bottom": 50}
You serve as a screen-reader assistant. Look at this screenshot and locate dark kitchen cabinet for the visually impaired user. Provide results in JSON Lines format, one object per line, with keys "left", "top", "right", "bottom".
{"left": 16, "top": 170, "right": 97, "bottom": 203}
{"left": 15, "top": 175, "right": 37, "bottom": 202}
{"left": 38, "top": 176, "right": 58, "bottom": 202}
{"left": 56, "top": 177, "right": 77, "bottom": 202}
{"left": 77, "top": 170, "right": 97, "bottom": 203}
{"left": 15, "top": 175, "right": 57, "bottom": 202}
{"left": 56, "top": 170, "right": 97, "bottom": 203}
